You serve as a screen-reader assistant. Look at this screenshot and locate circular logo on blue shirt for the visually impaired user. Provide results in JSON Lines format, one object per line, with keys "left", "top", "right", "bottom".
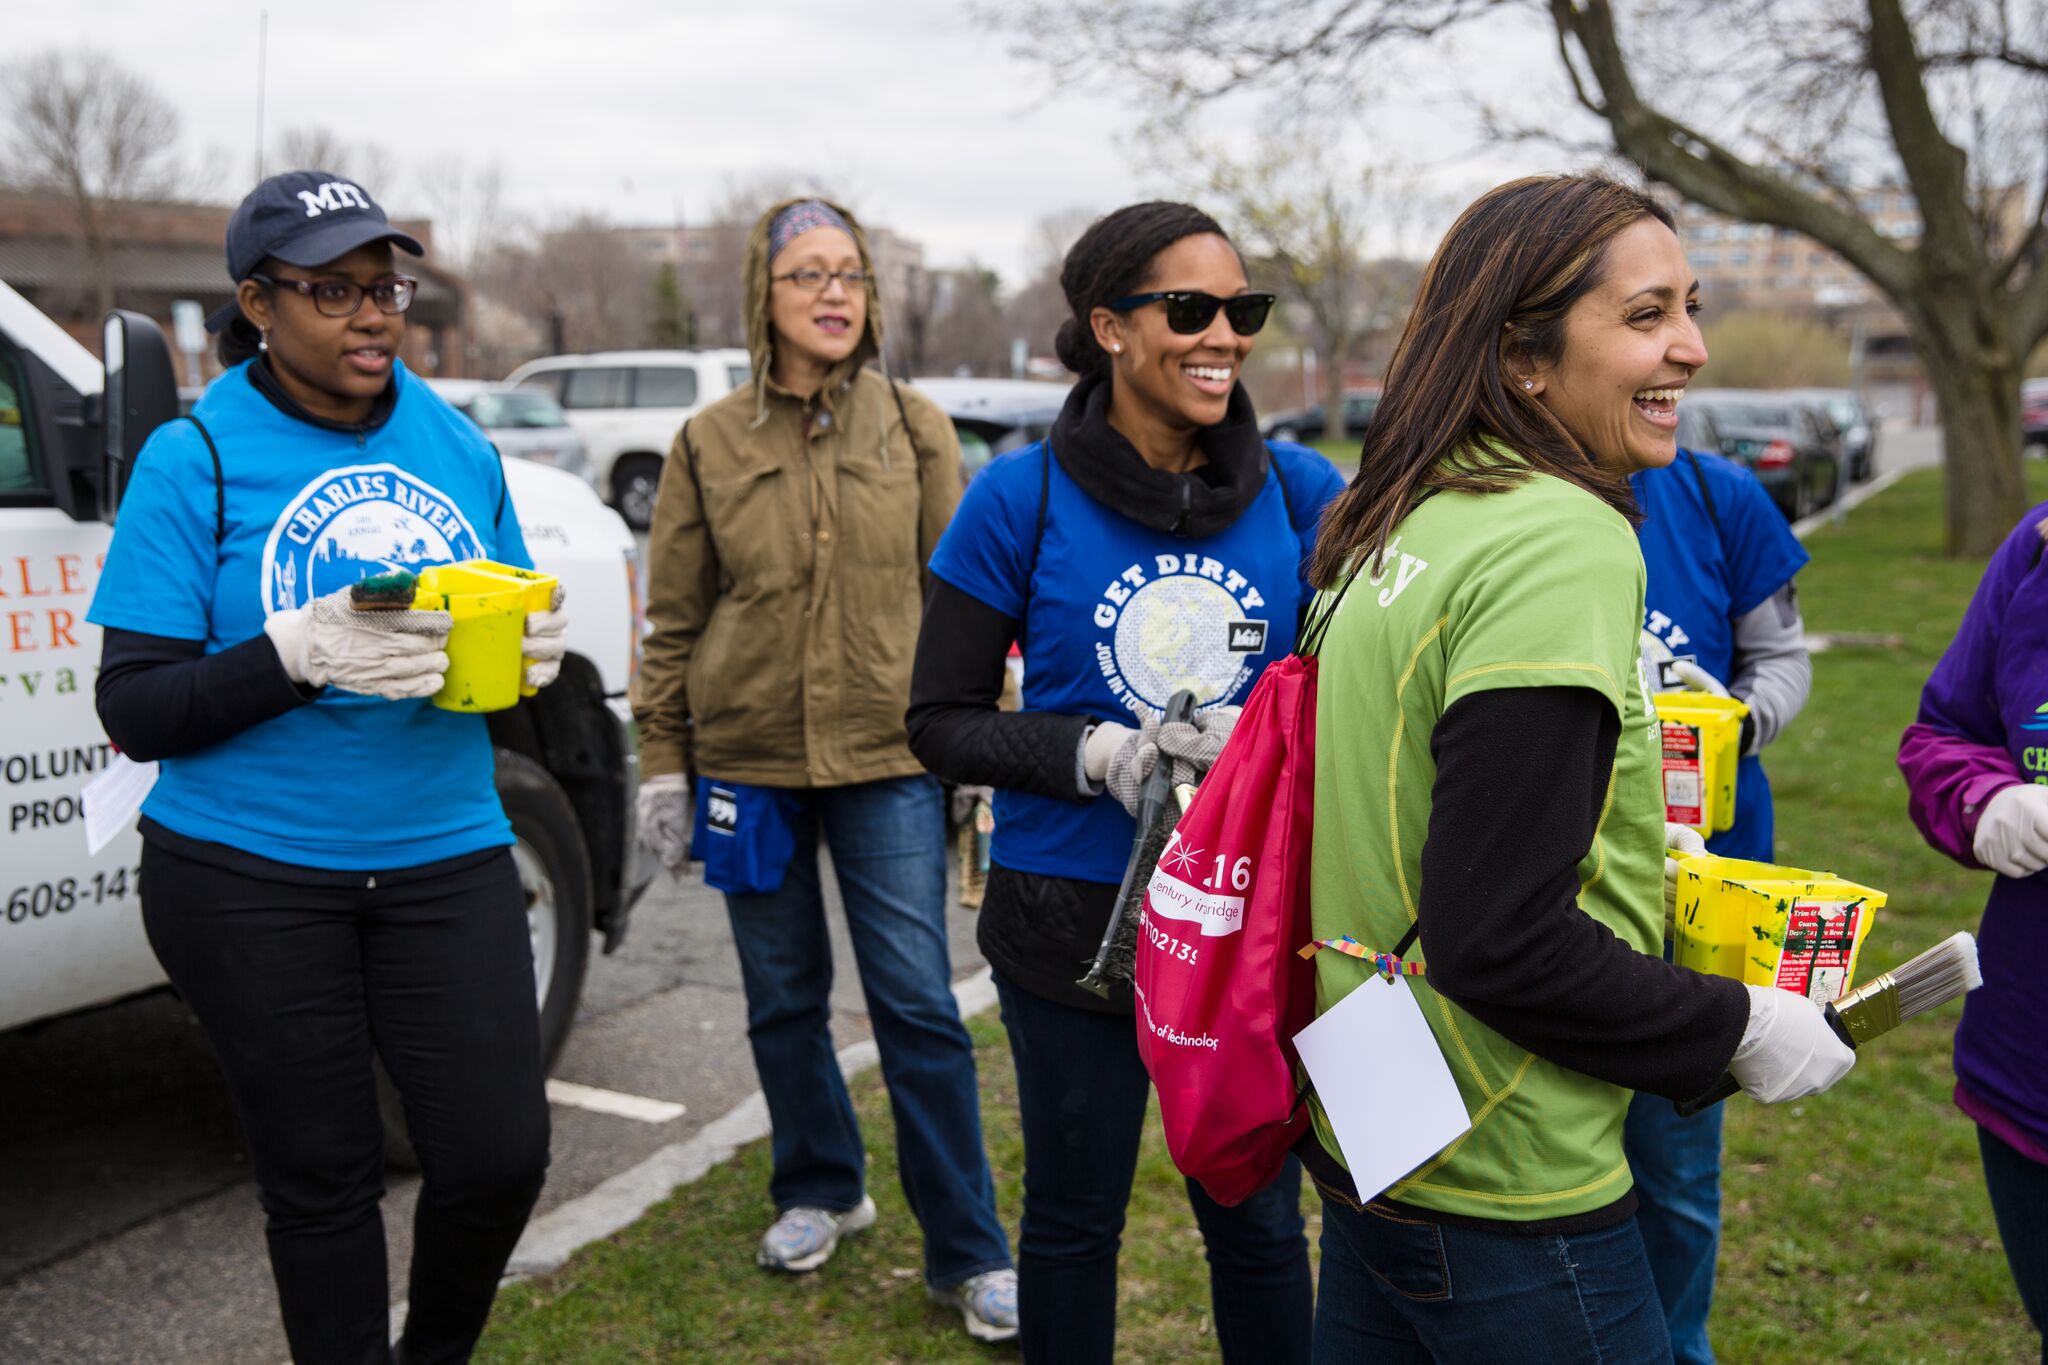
{"left": 258, "top": 462, "right": 485, "bottom": 614}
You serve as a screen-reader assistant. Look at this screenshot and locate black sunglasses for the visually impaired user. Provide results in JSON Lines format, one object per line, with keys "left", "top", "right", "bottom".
{"left": 1109, "top": 290, "right": 1276, "bottom": 336}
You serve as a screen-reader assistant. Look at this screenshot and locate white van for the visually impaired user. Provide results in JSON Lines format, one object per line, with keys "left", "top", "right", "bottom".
{"left": 0, "top": 282, "right": 652, "bottom": 1128}
{"left": 505, "top": 349, "right": 751, "bottom": 529}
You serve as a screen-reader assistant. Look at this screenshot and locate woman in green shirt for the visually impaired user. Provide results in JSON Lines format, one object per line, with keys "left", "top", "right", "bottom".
{"left": 1301, "top": 174, "right": 1855, "bottom": 1363}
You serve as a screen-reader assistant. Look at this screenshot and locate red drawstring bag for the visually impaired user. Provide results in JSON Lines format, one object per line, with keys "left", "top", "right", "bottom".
{"left": 1133, "top": 595, "right": 1339, "bottom": 1206}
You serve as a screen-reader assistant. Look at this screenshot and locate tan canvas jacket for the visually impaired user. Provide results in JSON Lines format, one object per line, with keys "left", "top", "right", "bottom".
{"left": 631, "top": 368, "right": 962, "bottom": 786}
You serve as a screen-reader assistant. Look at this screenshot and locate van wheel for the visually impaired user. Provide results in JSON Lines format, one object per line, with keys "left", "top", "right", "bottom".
{"left": 612, "top": 454, "right": 664, "bottom": 531}
{"left": 380, "top": 748, "right": 594, "bottom": 1168}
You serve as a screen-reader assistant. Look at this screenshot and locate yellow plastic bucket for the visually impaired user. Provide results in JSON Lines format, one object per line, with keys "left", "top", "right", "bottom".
{"left": 412, "top": 559, "right": 558, "bottom": 713}
{"left": 1667, "top": 852, "right": 1885, "bottom": 1004}
{"left": 1655, "top": 693, "right": 1750, "bottom": 834}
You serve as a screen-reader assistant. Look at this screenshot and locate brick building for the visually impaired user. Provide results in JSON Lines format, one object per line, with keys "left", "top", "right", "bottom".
{"left": 0, "top": 191, "right": 471, "bottom": 387}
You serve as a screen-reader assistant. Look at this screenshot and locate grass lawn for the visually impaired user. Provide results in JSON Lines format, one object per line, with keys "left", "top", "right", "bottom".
{"left": 477, "top": 467, "right": 2044, "bottom": 1363}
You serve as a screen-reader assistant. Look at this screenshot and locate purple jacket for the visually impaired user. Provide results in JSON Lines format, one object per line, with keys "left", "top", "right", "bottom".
{"left": 1898, "top": 500, "right": 2048, "bottom": 1166}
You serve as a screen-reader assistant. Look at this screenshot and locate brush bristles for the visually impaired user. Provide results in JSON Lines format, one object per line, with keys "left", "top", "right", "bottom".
{"left": 1891, "top": 931, "right": 1981, "bottom": 1021}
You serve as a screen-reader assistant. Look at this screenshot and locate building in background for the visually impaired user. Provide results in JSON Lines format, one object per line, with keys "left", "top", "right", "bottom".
{"left": 0, "top": 191, "right": 470, "bottom": 387}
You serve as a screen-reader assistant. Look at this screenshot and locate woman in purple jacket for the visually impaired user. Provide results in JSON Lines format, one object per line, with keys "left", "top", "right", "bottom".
{"left": 1899, "top": 504, "right": 2048, "bottom": 1356}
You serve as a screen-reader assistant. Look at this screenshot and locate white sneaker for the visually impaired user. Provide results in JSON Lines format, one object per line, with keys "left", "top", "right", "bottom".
{"left": 755, "top": 1195, "right": 877, "bottom": 1273}
{"left": 930, "top": 1267, "right": 1020, "bottom": 1343}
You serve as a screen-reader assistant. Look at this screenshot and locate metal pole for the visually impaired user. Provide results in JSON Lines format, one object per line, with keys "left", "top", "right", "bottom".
{"left": 254, "top": 11, "right": 268, "bottom": 181}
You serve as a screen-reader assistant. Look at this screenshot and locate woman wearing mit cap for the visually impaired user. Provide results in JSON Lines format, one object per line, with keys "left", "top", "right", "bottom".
{"left": 88, "top": 170, "right": 565, "bottom": 1365}
{"left": 630, "top": 198, "right": 1017, "bottom": 1343}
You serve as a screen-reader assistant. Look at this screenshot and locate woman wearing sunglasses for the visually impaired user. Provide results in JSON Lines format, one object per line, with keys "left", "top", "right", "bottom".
{"left": 906, "top": 201, "right": 1345, "bottom": 1364}
{"left": 88, "top": 171, "right": 564, "bottom": 1364}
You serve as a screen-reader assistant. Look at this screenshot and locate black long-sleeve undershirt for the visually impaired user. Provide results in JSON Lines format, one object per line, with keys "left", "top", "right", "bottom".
{"left": 96, "top": 627, "right": 318, "bottom": 762}
{"left": 1419, "top": 686, "right": 1750, "bottom": 1102}
{"left": 905, "top": 578, "right": 1093, "bottom": 801}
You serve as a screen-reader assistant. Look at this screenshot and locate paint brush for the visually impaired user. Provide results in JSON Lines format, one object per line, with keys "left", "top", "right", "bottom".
{"left": 1676, "top": 931, "right": 1982, "bottom": 1116}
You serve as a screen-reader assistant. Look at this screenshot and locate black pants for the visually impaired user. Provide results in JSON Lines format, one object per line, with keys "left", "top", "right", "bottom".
{"left": 141, "top": 839, "right": 550, "bottom": 1365}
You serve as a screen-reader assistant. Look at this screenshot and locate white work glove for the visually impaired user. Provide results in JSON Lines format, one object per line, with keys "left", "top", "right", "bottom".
{"left": 1664, "top": 822, "right": 1708, "bottom": 922}
{"left": 1082, "top": 720, "right": 1139, "bottom": 788}
{"left": 1727, "top": 983, "right": 1857, "bottom": 1104}
{"left": 263, "top": 585, "right": 451, "bottom": 700}
{"left": 637, "top": 771, "right": 691, "bottom": 874}
{"left": 1972, "top": 782, "right": 2048, "bottom": 879}
{"left": 1639, "top": 630, "right": 1730, "bottom": 697}
{"left": 1667, "top": 658, "right": 1731, "bottom": 698}
{"left": 521, "top": 584, "right": 569, "bottom": 690}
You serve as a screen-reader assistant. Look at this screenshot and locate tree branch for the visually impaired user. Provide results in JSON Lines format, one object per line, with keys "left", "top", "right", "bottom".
{"left": 1862, "top": 0, "right": 1978, "bottom": 271}
{"left": 1554, "top": 0, "right": 1918, "bottom": 303}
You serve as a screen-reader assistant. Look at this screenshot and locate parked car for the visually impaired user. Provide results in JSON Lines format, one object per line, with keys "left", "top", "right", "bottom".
{"left": 909, "top": 376, "right": 1071, "bottom": 480}
{"left": 505, "top": 349, "right": 751, "bottom": 530}
{"left": 425, "top": 378, "right": 595, "bottom": 489}
{"left": 1787, "top": 388, "right": 1877, "bottom": 482}
{"left": 0, "top": 281, "right": 651, "bottom": 1155}
{"left": 1675, "top": 400, "right": 1725, "bottom": 459}
{"left": 1260, "top": 389, "right": 1381, "bottom": 443}
{"left": 1686, "top": 389, "right": 1841, "bottom": 520}
{"left": 2023, "top": 378, "right": 2048, "bottom": 461}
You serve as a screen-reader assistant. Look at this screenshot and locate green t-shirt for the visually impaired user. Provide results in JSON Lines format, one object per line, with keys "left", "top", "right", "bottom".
{"left": 1307, "top": 467, "right": 1664, "bottom": 1221}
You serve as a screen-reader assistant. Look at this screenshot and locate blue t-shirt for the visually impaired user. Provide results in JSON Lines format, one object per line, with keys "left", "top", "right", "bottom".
{"left": 1631, "top": 448, "right": 1808, "bottom": 861}
{"left": 931, "top": 440, "right": 1345, "bottom": 884}
{"left": 88, "top": 360, "right": 531, "bottom": 870}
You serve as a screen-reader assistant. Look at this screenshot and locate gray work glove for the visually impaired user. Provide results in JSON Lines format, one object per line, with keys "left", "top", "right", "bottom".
{"left": 264, "top": 584, "right": 451, "bottom": 700}
{"left": 1106, "top": 705, "right": 1241, "bottom": 817}
{"left": 521, "top": 583, "right": 569, "bottom": 690}
{"left": 1082, "top": 720, "right": 1140, "bottom": 790}
{"left": 637, "top": 771, "right": 690, "bottom": 874}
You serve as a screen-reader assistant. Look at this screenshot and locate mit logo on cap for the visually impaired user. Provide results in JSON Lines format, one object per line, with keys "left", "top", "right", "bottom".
{"left": 296, "top": 181, "right": 372, "bottom": 218}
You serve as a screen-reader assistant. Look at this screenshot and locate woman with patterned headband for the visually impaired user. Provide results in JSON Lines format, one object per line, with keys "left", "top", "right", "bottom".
{"left": 630, "top": 197, "right": 1018, "bottom": 1343}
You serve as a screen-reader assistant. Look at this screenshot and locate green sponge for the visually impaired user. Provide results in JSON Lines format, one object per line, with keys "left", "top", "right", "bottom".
{"left": 350, "top": 570, "right": 418, "bottom": 611}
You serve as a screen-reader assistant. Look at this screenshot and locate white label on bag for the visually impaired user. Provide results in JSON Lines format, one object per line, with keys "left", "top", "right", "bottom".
{"left": 1146, "top": 851, "right": 1246, "bottom": 937}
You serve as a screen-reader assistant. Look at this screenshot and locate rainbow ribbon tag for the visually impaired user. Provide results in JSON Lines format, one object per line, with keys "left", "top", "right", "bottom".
{"left": 1297, "top": 935, "right": 1425, "bottom": 981}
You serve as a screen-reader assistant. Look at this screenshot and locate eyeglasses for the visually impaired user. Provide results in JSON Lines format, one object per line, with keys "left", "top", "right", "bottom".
{"left": 252, "top": 272, "right": 418, "bottom": 318}
{"left": 1109, "top": 290, "right": 1276, "bottom": 336}
{"left": 772, "top": 268, "right": 869, "bottom": 293}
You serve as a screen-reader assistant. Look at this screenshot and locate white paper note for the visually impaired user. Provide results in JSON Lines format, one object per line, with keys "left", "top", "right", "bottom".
{"left": 1293, "top": 975, "right": 1473, "bottom": 1202}
{"left": 82, "top": 753, "right": 158, "bottom": 856}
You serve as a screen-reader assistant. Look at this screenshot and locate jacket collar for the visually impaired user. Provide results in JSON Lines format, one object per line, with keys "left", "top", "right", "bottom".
{"left": 1048, "top": 371, "right": 1269, "bottom": 537}
{"left": 245, "top": 356, "right": 398, "bottom": 435}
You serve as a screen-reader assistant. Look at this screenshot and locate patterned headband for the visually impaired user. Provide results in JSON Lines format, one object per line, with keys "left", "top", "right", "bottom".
{"left": 768, "top": 200, "right": 854, "bottom": 258}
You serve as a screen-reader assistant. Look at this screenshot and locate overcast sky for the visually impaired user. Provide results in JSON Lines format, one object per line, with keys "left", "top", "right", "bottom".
{"left": 16, "top": 1, "right": 1596, "bottom": 285}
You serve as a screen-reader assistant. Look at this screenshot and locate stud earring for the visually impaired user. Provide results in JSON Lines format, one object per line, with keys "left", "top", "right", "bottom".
{"left": 1521, "top": 379, "right": 1532, "bottom": 391}
{"left": 1111, "top": 343, "right": 1122, "bottom": 354}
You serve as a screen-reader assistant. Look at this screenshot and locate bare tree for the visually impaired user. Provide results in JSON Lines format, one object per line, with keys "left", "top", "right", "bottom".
{"left": 999, "top": 0, "right": 2048, "bottom": 553}
{"left": 1003, "top": 207, "right": 1100, "bottom": 369}
{"left": 414, "top": 154, "right": 507, "bottom": 278}
{"left": 272, "top": 126, "right": 402, "bottom": 199}
{"left": 1184, "top": 129, "right": 1423, "bottom": 439}
{"left": 0, "top": 48, "right": 183, "bottom": 316}
{"left": 498, "top": 213, "right": 653, "bottom": 354}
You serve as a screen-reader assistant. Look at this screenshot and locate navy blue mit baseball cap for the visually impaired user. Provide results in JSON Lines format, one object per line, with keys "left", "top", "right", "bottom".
{"left": 205, "top": 170, "right": 424, "bottom": 332}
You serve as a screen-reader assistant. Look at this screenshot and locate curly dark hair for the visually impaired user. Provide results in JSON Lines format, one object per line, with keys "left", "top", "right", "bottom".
{"left": 1054, "top": 201, "right": 1233, "bottom": 378}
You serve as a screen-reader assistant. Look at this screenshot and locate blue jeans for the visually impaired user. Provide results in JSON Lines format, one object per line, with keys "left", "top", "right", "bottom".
{"left": 1979, "top": 1125, "right": 2048, "bottom": 1359}
{"left": 1624, "top": 1091, "right": 1724, "bottom": 1365}
{"left": 994, "top": 970, "right": 1312, "bottom": 1365}
{"left": 1313, "top": 1192, "right": 1673, "bottom": 1364}
{"left": 724, "top": 774, "right": 1010, "bottom": 1289}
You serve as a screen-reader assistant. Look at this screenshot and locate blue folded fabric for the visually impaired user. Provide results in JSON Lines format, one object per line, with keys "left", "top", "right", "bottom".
{"left": 691, "top": 779, "right": 801, "bottom": 895}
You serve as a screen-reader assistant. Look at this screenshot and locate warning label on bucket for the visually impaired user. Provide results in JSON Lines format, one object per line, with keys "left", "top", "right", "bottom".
{"left": 1773, "top": 900, "right": 1864, "bottom": 1004}
{"left": 1661, "top": 721, "right": 1705, "bottom": 826}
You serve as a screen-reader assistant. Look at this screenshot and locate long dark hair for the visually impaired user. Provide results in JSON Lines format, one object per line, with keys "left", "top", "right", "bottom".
{"left": 1306, "top": 175, "right": 1675, "bottom": 589}
{"left": 1055, "top": 201, "right": 1231, "bottom": 378}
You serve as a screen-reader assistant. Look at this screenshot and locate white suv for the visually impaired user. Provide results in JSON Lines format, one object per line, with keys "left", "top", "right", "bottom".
{"left": 506, "top": 349, "right": 751, "bottom": 529}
